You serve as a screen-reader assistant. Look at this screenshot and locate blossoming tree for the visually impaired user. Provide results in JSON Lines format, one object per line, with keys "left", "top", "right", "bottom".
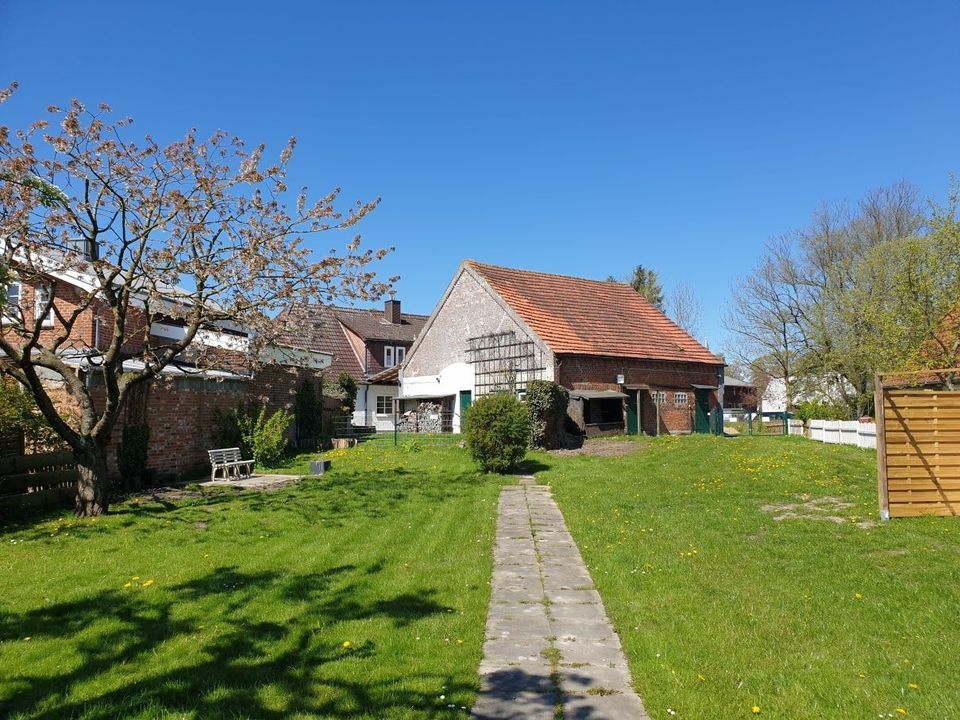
{"left": 0, "top": 84, "right": 393, "bottom": 515}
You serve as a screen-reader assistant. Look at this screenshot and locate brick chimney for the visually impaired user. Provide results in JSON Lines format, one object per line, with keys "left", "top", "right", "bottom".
{"left": 385, "top": 292, "right": 401, "bottom": 324}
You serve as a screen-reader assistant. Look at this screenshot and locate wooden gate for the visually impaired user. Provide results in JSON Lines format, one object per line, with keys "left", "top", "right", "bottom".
{"left": 876, "top": 371, "right": 960, "bottom": 518}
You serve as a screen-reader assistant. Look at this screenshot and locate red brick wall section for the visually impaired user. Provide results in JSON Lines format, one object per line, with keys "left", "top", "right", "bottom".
{"left": 556, "top": 355, "right": 723, "bottom": 434}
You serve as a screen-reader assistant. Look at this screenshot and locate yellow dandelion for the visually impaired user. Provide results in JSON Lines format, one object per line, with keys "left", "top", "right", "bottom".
{"left": 142, "top": 579, "right": 154, "bottom": 588}
{"left": 342, "top": 640, "right": 352, "bottom": 648}
{"left": 908, "top": 683, "right": 918, "bottom": 689}
{"left": 896, "top": 709, "right": 906, "bottom": 716}
{"left": 752, "top": 706, "right": 761, "bottom": 715}
{"left": 123, "top": 582, "right": 132, "bottom": 588}
{"left": 854, "top": 593, "right": 863, "bottom": 600}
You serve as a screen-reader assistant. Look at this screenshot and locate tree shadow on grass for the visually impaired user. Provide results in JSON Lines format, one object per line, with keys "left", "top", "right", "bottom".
{"left": 0, "top": 561, "right": 470, "bottom": 719}
{"left": 6, "top": 467, "right": 490, "bottom": 541}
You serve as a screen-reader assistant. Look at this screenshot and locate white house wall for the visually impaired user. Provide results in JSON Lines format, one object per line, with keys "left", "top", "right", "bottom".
{"left": 354, "top": 383, "right": 400, "bottom": 431}
{"left": 402, "top": 362, "right": 475, "bottom": 432}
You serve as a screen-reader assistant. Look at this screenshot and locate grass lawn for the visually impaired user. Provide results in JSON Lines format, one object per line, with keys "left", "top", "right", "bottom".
{"left": 0, "top": 436, "right": 506, "bottom": 719}
{"left": 536, "top": 435, "right": 960, "bottom": 720}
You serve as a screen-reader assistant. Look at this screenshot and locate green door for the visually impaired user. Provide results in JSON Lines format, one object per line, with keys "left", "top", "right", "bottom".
{"left": 625, "top": 390, "right": 638, "bottom": 435}
{"left": 459, "top": 391, "right": 472, "bottom": 430}
{"left": 694, "top": 389, "right": 710, "bottom": 434}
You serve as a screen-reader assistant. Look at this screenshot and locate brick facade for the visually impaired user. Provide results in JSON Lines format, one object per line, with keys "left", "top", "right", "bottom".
{"left": 4, "top": 275, "right": 331, "bottom": 480}
{"left": 557, "top": 355, "right": 722, "bottom": 435}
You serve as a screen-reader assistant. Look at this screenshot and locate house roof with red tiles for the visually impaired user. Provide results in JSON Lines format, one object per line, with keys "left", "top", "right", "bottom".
{"left": 465, "top": 261, "right": 722, "bottom": 365}
{"left": 274, "top": 302, "right": 428, "bottom": 380}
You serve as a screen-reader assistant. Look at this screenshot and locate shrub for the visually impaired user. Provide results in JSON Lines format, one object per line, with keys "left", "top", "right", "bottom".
{"left": 526, "top": 380, "right": 569, "bottom": 449}
{"left": 793, "top": 400, "right": 848, "bottom": 422}
{"left": 118, "top": 424, "right": 150, "bottom": 489}
{"left": 336, "top": 372, "right": 358, "bottom": 413}
{"left": 465, "top": 393, "right": 531, "bottom": 473}
{"left": 294, "top": 378, "right": 323, "bottom": 442}
{"left": 249, "top": 406, "right": 292, "bottom": 466}
{"left": 212, "top": 402, "right": 293, "bottom": 467}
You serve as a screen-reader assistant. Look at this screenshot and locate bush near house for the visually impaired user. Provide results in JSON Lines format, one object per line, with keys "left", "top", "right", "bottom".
{"left": 464, "top": 393, "right": 531, "bottom": 473}
{"left": 526, "top": 380, "right": 569, "bottom": 449}
{"left": 211, "top": 403, "right": 293, "bottom": 467}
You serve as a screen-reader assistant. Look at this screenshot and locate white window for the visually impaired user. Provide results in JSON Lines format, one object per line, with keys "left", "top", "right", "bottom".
{"left": 376, "top": 395, "right": 393, "bottom": 415}
{"left": 653, "top": 391, "right": 666, "bottom": 405}
{"left": 34, "top": 285, "right": 54, "bottom": 327}
{"left": 675, "top": 392, "right": 688, "bottom": 406}
{"left": 384, "top": 345, "right": 406, "bottom": 369}
{"left": 2, "top": 279, "right": 21, "bottom": 324}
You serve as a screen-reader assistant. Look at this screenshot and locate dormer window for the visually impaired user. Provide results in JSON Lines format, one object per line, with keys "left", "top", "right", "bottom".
{"left": 383, "top": 345, "right": 406, "bottom": 368}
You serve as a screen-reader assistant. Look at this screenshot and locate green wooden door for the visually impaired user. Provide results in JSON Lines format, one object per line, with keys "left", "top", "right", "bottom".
{"left": 625, "top": 390, "right": 638, "bottom": 435}
{"left": 459, "top": 391, "right": 472, "bottom": 430}
{"left": 694, "top": 389, "right": 710, "bottom": 434}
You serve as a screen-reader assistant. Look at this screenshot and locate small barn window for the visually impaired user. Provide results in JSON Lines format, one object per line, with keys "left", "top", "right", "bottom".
{"left": 376, "top": 395, "right": 393, "bottom": 415}
{"left": 653, "top": 391, "right": 666, "bottom": 405}
{"left": 675, "top": 392, "right": 688, "bottom": 406}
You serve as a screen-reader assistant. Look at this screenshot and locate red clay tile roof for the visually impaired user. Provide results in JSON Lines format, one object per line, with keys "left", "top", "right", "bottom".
{"left": 466, "top": 261, "right": 722, "bottom": 365}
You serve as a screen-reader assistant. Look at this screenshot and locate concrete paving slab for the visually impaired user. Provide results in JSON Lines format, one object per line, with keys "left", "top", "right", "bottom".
{"left": 472, "top": 477, "right": 648, "bottom": 719}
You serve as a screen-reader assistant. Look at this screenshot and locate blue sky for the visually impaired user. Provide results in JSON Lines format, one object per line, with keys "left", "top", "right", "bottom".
{"left": 1, "top": 1, "right": 958, "bottom": 351}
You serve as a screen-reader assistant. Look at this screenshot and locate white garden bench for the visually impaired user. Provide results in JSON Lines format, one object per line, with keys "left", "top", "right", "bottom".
{"left": 207, "top": 447, "right": 255, "bottom": 482}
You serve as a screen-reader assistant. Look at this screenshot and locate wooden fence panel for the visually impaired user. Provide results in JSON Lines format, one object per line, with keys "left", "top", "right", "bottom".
{"left": 0, "top": 451, "right": 78, "bottom": 514}
{"left": 878, "top": 380, "right": 960, "bottom": 518}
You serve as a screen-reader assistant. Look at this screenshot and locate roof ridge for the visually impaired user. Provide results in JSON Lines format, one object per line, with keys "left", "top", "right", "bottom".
{"left": 284, "top": 301, "right": 430, "bottom": 318}
{"left": 465, "top": 259, "right": 635, "bottom": 290}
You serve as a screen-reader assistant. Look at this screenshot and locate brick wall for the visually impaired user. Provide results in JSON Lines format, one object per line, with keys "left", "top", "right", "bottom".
{"left": 557, "top": 355, "right": 723, "bottom": 435}
{"left": 5, "top": 277, "right": 334, "bottom": 480}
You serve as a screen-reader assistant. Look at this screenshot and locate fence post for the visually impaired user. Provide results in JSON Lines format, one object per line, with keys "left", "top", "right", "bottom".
{"left": 874, "top": 373, "right": 889, "bottom": 520}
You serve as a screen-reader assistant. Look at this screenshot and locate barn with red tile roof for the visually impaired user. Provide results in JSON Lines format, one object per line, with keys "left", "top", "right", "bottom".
{"left": 402, "top": 260, "right": 726, "bottom": 435}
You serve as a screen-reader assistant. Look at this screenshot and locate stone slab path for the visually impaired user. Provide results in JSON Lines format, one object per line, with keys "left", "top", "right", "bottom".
{"left": 471, "top": 478, "right": 649, "bottom": 720}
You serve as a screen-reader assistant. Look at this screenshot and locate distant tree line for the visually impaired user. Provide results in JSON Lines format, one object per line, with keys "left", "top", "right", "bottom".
{"left": 724, "top": 178, "right": 960, "bottom": 417}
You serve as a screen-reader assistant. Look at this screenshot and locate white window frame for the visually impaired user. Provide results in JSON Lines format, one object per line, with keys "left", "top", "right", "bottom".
{"left": 384, "top": 345, "right": 406, "bottom": 369}
{"left": 2, "top": 278, "right": 21, "bottom": 325}
{"left": 675, "top": 392, "right": 688, "bottom": 406}
{"left": 375, "top": 395, "right": 393, "bottom": 415}
{"left": 34, "top": 284, "right": 54, "bottom": 328}
{"left": 653, "top": 391, "right": 666, "bottom": 405}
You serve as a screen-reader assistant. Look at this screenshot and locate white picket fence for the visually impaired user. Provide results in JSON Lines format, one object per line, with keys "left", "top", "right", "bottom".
{"left": 807, "top": 419, "right": 877, "bottom": 449}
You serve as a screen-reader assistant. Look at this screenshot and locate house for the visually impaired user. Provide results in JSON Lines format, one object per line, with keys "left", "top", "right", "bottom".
{"left": 275, "top": 295, "right": 428, "bottom": 431}
{"left": 402, "top": 261, "right": 725, "bottom": 436}
{"left": 1, "top": 263, "right": 332, "bottom": 478}
{"left": 760, "top": 374, "right": 853, "bottom": 415}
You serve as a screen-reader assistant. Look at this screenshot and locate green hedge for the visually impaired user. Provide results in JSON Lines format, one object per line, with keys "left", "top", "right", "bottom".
{"left": 464, "top": 393, "right": 530, "bottom": 473}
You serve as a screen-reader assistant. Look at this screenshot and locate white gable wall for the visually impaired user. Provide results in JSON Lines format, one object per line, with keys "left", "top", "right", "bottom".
{"left": 402, "top": 268, "right": 554, "bottom": 432}
{"left": 405, "top": 268, "right": 554, "bottom": 379}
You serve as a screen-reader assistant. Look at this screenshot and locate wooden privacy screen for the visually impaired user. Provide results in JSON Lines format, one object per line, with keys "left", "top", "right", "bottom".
{"left": 876, "top": 372, "right": 960, "bottom": 518}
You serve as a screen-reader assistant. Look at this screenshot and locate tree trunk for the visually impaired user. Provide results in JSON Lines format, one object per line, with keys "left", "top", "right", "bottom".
{"left": 76, "top": 444, "right": 111, "bottom": 516}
